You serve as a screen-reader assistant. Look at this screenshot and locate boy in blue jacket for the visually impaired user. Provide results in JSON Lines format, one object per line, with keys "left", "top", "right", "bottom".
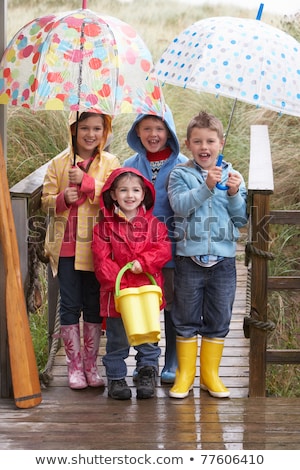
{"left": 167, "top": 111, "right": 248, "bottom": 399}
{"left": 124, "top": 106, "right": 188, "bottom": 385}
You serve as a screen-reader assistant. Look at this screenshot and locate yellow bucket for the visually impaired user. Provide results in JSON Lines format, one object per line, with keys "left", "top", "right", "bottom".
{"left": 114, "top": 262, "right": 162, "bottom": 346}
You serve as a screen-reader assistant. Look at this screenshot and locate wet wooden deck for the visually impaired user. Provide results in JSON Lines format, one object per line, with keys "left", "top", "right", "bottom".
{"left": 1, "top": 246, "right": 300, "bottom": 450}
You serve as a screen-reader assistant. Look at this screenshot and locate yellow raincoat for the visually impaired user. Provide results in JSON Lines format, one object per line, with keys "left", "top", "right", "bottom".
{"left": 41, "top": 113, "right": 120, "bottom": 277}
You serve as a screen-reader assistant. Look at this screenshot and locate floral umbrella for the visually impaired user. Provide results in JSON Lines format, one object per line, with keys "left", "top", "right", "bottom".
{"left": 0, "top": 3, "right": 164, "bottom": 116}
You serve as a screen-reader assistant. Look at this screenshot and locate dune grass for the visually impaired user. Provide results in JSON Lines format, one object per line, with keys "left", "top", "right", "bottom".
{"left": 3, "top": 0, "right": 300, "bottom": 394}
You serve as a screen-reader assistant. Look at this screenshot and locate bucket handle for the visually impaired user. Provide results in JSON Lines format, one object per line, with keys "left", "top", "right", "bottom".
{"left": 115, "top": 262, "right": 157, "bottom": 297}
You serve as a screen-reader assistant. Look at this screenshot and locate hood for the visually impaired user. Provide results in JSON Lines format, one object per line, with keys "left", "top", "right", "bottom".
{"left": 126, "top": 105, "right": 180, "bottom": 156}
{"left": 68, "top": 110, "right": 113, "bottom": 155}
{"left": 100, "top": 167, "right": 155, "bottom": 218}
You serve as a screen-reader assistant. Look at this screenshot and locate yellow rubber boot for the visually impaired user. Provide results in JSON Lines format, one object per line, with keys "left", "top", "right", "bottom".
{"left": 200, "top": 337, "right": 230, "bottom": 398}
{"left": 169, "top": 336, "right": 198, "bottom": 399}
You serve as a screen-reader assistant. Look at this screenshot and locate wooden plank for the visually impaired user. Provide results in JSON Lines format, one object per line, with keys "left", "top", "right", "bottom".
{"left": 268, "top": 276, "right": 300, "bottom": 290}
{"left": 270, "top": 210, "right": 300, "bottom": 225}
{"left": 266, "top": 350, "right": 300, "bottom": 364}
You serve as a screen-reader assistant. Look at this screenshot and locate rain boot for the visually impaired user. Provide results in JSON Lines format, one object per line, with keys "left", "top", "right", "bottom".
{"left": 169, "top": 336, "right": 198, "bottom": 398}
{"left": 83, "top": 322, "right": 105, "bottom": 387}
{"left": 161, "top": 310, "right": 177, "bottom": 383}
{"left": 61, "top": 324, "right": 87, "bottom": 390}
{"left": 200, "top": 337, "right": 230, "bottom": 398}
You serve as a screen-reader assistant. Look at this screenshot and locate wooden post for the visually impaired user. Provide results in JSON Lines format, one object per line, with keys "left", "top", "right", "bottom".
{"left": 248, "top": 126, "right": 274, "bottom": 397}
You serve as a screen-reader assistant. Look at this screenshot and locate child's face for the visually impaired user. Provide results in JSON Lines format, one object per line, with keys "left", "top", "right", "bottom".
{"left": 110, "top": 175, "right": 145, "bottom": 220}
{"left": 136, "top": 117, "right": 170, "bottom": 153}
{"left": 73, "top": 115, "right": 105, "bottom": 159}
{"left": 185, "top": 127, "right": 224, "bottom": 170}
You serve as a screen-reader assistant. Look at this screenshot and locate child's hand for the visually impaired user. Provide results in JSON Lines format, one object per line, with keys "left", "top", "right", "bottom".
{"left": 226, "top": 172, "right": 242, "bottom": 196}
{"left": 130, "top": 260, "right": 142, "bottom": 274}
{"left": 206, "top": 166, "right": 223, "bottom": 190}
{"left": 68, "top": 166, "right": 83, "bottom": 185}
{"left": 64, "top": 186, "right": 80, "bottom": 205}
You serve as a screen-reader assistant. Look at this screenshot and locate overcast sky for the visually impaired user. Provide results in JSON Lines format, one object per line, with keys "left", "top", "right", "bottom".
{"left": 180, "top": 0, "right": 299, "bottom": 16}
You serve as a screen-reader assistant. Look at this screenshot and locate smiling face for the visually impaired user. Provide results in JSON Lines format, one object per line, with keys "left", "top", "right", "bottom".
{"left": 185, "top": 127, "right": 224, "bottom": 171}
{"left": 110, "top": 174, "right": 146, "bottom": 220}
{"left": 136, "top": 116, "right": 170, "bottom": 153}
{"left": 72, "top": 114, "right": 105, "bottom": 160}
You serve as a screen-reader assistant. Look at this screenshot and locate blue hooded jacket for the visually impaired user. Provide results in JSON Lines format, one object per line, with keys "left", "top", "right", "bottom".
{"left": 124, "top": 106, "right": 188, "bottom": 267}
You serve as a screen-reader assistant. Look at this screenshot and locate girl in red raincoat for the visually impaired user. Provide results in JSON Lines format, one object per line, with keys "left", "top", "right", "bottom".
{"left": 92, "top": 167, "right": 172, "bottom": 400}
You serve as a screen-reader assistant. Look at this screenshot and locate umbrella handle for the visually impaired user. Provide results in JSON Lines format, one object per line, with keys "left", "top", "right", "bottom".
{"left": 216, "top": 154, "right": 229, "bottom": 191}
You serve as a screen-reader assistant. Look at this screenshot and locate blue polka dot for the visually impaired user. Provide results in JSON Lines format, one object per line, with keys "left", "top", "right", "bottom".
{"left": 253, "top": 94, "right": 259, "bottom": 100}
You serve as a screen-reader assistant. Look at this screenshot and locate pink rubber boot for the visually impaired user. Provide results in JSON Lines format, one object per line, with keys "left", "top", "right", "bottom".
{"left": 61, "top": 324, "right": 87, "bottom": 390}
{"left": 83, "top": 322, "right": 105, "bottom": 387}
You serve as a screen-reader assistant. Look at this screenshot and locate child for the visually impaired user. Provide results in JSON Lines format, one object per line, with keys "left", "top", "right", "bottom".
{"left": 92, "top": 168, "right": 172, "bottom": 400}
{"left": 124, "top": 106, "right": 188, "bottom": 383}
{"left": 167, "top": 111, "right": 248, "bottom": 399}
{"left": 41, "top": 111, "right": 120, "bottom": 390}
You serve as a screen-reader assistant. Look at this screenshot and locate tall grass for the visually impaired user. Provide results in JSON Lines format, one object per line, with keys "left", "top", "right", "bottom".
{"left": 4, "top": 0, "right": 300, "bottom": 395}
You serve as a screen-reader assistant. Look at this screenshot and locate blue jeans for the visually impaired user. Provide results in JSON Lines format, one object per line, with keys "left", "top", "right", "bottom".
{"left": 171, "top": 256, "right": 236, "bottom": 338}
{"left": 103, "top": 317, "right": 161, "bottom": 381}
{"left": 58, "top": 257, "right": 101, "bottom": 325}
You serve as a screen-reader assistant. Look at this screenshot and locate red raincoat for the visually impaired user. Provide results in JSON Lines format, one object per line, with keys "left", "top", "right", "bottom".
{"left": 92, "top": 167, "right": 172, "bottom": 318}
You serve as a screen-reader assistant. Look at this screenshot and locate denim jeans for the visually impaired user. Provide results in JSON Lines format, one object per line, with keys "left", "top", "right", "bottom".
{"left": 171, "top": 256, "right": 236, "bottom": 338}
{"left": 103, "top": 317, "right": 161, "bottom": 381}
{"left": 58, "top": 257, "right": 101, "bottom": 325}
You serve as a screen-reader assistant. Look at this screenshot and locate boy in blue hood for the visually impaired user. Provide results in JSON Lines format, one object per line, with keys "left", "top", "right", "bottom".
{"left": 124, "top": 106, "right": 188, "bottom": 384}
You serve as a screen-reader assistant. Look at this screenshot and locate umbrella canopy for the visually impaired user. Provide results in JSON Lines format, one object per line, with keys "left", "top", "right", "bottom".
{"left": 0, "top": 8, "right": 164, "bottom": 116}
{"left": 156, "top": 16, "right": 300, "bottom": 117}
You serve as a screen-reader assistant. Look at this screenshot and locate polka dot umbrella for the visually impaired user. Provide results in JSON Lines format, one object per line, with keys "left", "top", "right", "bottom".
{"left": 155, "top": 13, "right": 300, "bottom": 189}
{"left": 0, "top": 4, "right": 164, "bottom": 116}
{"left": 156, "top": 15, "right": 300, "bottom": 118}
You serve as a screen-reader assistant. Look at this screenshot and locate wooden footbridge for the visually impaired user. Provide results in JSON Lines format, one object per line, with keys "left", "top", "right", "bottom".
{"left": 0, "top": 126, "right": 300, "bottom": 450}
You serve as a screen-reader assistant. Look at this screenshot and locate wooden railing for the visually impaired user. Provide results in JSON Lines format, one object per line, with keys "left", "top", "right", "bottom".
{"left": 1, "top": 126, "right": 299, "bottom": 398}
